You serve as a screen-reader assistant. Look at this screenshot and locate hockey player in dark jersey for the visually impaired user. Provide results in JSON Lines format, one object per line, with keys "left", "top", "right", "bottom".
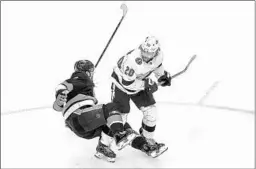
{"left": 53, "top": 59, "right": 138, "bottom": 162}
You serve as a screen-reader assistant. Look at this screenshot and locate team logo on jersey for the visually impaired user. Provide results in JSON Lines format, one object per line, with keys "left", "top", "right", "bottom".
{"left": 135, "top": 57, "right": 142, "bottom": 65}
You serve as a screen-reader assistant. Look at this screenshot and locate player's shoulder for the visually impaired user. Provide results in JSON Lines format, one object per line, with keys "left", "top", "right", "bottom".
{"left": 126, "top": 48, "right": 143, "bottom": 66}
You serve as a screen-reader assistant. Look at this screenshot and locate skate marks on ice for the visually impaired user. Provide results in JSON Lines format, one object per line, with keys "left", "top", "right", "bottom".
{"left": 1, "top": 105, "right": 51, "bottom": 115}
{"left": 1, "top": 99, "right": 253, "bottom": 116}
{"left": 198, "top": 81, "right": 220, "bottom": 105}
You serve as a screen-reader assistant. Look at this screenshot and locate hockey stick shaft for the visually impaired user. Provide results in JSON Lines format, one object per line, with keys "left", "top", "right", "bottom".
{"left": 95, "top": 4, "right": 128, "bottom": 68}
{"left": 158, "top": 55, "right": 197, "bottom": 86}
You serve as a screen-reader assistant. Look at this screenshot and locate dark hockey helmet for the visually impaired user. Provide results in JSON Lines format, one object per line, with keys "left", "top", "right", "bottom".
{"left": 74, "top": 60, "right": 95, "bottom": 77}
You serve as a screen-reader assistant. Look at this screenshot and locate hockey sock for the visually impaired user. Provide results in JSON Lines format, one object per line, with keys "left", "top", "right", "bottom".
{"left": 106, "top": 111, "right": 124, "bottom": 135}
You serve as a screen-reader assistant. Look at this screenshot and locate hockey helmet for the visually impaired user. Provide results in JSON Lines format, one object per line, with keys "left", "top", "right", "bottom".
{"left": 74, "top": 60, "right": 95, "bottom": 78}
{"left": 140, "top": 36, "right": 160, "bottom": 62}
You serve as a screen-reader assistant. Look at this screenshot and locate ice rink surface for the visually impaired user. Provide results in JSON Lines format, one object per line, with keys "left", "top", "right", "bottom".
{"left": 1, "top": 1, "right": 255, "bottom": 168}
{"left": 1, "top": 103, "right": 254, "bottom": 168}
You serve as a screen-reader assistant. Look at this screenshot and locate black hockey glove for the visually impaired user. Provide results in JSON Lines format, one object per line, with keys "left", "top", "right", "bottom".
{"left": 158, "top": 71, "right": 171, "bottom": 87}
{"left": 144, "top": 78, "right": 158, "bottom": 93}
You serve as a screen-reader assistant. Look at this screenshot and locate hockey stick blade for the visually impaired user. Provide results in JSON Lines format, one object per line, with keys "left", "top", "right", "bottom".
{"left": 171, "top": 54, "right": 197, "bottom": 79}
{"left": 158, "top": 55, "right": 197, "bottom": 86}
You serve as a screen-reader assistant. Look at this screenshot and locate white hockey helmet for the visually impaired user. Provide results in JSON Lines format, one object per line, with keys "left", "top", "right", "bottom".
{"left": 140, "top": 36, "right": 160, "bottom": 62}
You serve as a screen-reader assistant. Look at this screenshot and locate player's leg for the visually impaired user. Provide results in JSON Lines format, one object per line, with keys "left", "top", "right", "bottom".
{"left": 65, "top": 106, "right": 116, "bottom": 162}
{"left": 95, "top": 125, "right": 117, "bottom": 163}
{"left": 131, "top": 91, "right": 168, "bottom": 157}
{"left": 66, "top": 113, "right": 116, "bottom": 162}
{"left": 75, "top": 103, "right": 128, "bottom": 139}
{"left": 111, "top": 83, "right": 131, "bottom": 114}
{"left": 132, "top": 90, "right": 157, "bottom": 139}
{"left": 66, "top": 104, "right": 132, "bottom": 163}
{"left": 123, "top": 122, "right": 167, "bottom": 158}
{"left": 75, "top": 105, "right": 125, "bottom": 163}
{"left": 91, "top": 102, "right": 134, "bottom": 162}
{"left": 65, "top": 113, "right": 102, "bottom": 139}
{"left": 103, "top": 102, "right": 137, "bottom": 150}
{"left": 109, "top": 84, "right": 137, "bottom": 148}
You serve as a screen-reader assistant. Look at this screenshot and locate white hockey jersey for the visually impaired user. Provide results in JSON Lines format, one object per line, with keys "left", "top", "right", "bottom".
{"left": 111, "top": 48, "right": 165, "bottom": 95}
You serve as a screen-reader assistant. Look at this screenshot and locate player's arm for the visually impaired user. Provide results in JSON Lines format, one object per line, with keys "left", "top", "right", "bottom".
{"left": 53, "top": 81, "right": 72, "bottom": 112}
{"left": 53, "top": 78, "right": 98, "bottom": 112}
{"left": 153, "top": 52, "right": 172, "bottom": 87}
{"left": 53, "top": 81, "right": 74, "bottom": 112}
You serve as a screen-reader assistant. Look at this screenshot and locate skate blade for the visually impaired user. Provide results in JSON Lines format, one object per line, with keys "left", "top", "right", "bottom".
{"left": 152, "top": 146, "right": 168, "bottom": 158}
{"left": 94, "top": 152, "right": 116, "bottom": 163}
{"left": 94, "top": 152, "right": 103, "bottom": 159}
{"left": 116, "top": 133, "right": 136, "bottom": 150}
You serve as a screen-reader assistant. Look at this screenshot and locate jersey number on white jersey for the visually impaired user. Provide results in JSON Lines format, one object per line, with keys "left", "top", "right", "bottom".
{"left": 117, "top": 49, "right": 135, "bottom": 77}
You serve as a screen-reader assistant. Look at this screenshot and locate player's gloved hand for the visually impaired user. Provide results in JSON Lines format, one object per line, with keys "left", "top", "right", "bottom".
{"left": 144, "top": 78, "right": 158, "bottom": 93}
{"left": 158, "top": 71, "right": 171, "bottom": 87}
{"left": 55, "top": 89, "right": 69, "bottom": 107}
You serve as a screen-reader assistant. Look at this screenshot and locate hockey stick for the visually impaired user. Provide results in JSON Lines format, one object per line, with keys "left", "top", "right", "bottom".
{"left": 95, "top": 4, "right": 128, "bottom": 68}
{"left": 158, "top": 55, "right": 197, "bottom": 86}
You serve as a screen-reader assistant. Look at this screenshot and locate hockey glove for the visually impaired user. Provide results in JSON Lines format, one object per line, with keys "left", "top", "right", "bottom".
{"left": 55, "top": 89, "right": 69, "bottom": 107}
{"left": 158, "top": 71, "right": 171, "bottom": 87}
{"left": 144, "top": 78, "right": 158, "bottom": 93}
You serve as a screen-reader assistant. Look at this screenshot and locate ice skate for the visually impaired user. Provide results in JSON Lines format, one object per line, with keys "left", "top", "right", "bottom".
{"left": 140, "top": 139, "right": 168, "bottom": 158}
{"left": 147, "top": 138, "right": 168, "bottom": 158}
{"left": 94, "top": 141, "right": 116, "bottom": 163}
{"left": 114, "top": 129, "right": 137, "bottom": 150}
{"left": 139, "top": 128, "right": 168, "bottom": 158}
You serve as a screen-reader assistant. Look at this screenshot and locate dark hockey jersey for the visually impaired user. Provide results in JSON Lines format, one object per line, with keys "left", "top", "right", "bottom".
{"left": 65, "top": 71, "right": 95, "bottom": 100}
{"left": 53, "top": 71, "right": 98, "bottom": 119}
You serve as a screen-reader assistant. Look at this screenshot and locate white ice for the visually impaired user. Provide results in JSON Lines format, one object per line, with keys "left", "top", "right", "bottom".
{"left": 1, "top": 1, "right": 255, "bottom": 168}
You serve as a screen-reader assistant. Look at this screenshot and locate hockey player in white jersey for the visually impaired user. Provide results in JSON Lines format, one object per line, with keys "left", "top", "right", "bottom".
{"left": 110, "top": 36, "right": 171, "bottom": 157}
